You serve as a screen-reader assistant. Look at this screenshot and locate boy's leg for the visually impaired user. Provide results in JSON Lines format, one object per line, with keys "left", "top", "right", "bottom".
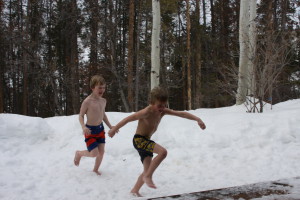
{"left": 143, "top": 143, "right": 167, "bottom": 189}
{"left": 74, "top": 148, "right": 100, "bottom": 166}
{"left": 93, "top": 143, "right": 105, "bottom": 175}
{"left": 130, "top": 157, "right": 151, "bottom": 197}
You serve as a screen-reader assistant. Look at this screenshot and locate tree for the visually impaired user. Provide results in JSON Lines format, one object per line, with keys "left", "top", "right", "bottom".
{"left": 0, "top": 0, "right": 5, "bottom": 113}
{"left": 193, "top": 0, "right": 202, "bottom": 109}
{"left": 186, "top": 0, "right": 191, "bottom": 110}
{"left": 87, "top": 0, "right": 99, "bottom": 76}
{"left": 151, "top": 0, "right": 161, "bottom": 89}
{"left": 248, "top": 0, "right": 257, "bottom": 97}
{"left": 236, "top": 0, "right": 250, "bottom": 105}
{"left": 135, "top": 0, "right": 142, "bottom": 111}
{"left": 127, "top": 0, "right": 134, "bottom": 111}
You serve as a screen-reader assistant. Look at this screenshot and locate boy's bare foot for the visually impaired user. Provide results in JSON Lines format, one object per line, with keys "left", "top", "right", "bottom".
{"left": 74, "top": 151, "right": 81, "bottom": 166}
{"left": 143, "top": 176, "right": 157, "bottom": 189}
{"left": 93, "top": 170, "right": 101, "bottom": 176}
{"left": 130, "top": 191, "right": 142, "bottom": 197}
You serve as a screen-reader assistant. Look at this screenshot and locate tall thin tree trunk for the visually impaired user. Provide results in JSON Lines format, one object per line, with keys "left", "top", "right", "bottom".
{"left": 160, "top": 31, "right": 167, "bottom": 87}
{"left": 0, "top": 0, "right": 4, "bottom": 113}
{"left": 248, "top": 0, "right": 257, "bottom": 96}
{"left": 266, "top": 1, "right": 274, "bottom": 104}
{"left": 194, "top": 0, "right": 202, "bottom": 109}
{"left": 89, "top": 0, "right": 99, "bottom": 76}
{"left": 210, "top": 0, "right": 215, "bottom": 35}
{"left": 281, "top": 0, "right": 287, "bottom": 30}
{"left": 69, "top": 0, "right": 80, "bottom": 114}
{"left": 202, "top": 0, "right": 206, "bottom": 28}
{"left": 127, "top": 0, "right": 134, "bottom": 111}
{"left": 236, "top": 0, "right": 250, "bottom": 105}
{"left": 22, "top": 0, "right": 31, "bottom": 115}
{"left": 178, "top": 3, "right": 186, "bottom": 109}
{"left": 186, "top": 0, "right": 192, "bottom": 110}
{"left": 151, "top": 0, "right": 161, "bottom": 89}
{"left": 74, "top": 0, "right": 79, "bottom": 113}
{"left": 135, "top": 0, "right": 141, "bottom": 111}
{"left": 22, "top": 50, "right": 28, "bottom": 115}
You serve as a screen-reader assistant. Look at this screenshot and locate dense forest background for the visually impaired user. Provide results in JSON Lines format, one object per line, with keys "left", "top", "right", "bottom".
{"left": 0, "top": 0, "right": 299, "bottom": 117}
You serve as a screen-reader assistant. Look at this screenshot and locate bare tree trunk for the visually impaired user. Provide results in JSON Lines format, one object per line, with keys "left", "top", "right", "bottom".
{"left": 73, "top": 0, "right": 80, "bottom": 114}
{"left": 210, "top": 0, "right": 215, "bottom": 35}
{"left": 89, "top": 0, "right": 99, "bottom": 76}
{"left": 151, "top": 0, "right": 161, "bottom": 89}
{"left": 0, "top": 0, "right": 4, "bottom": 113}
{"left": 67, "top": 0, "right": 80, "bottom": 114}
{"left": 194, "top": 0, "right": 202, "bottom": 109}
{"left": 186, "top": 0, "right": 192, "bottom": 110}
{"left": 281, "top": 0, "right": 287, "bottom": 30}
{"left": 22, "top": 49, "right": 28, "bottom": 115}
{"left": 127, "top": 0, "right": 134, "bottom": 111}
{"left": 160, "top": 31, "right": 167, "bottom": 87}
{"left": 265, "top": 1, "right": 274, "bottom": 105}
{"left": 135, "top": 0, "right": 141, "bottom": 111}
{"left": 236, "top": 0, "right": 250, "bottom": 105}
{"left": 248, "top": 0, "right": 257, "bottom": 96}
{"left": 202, "top": 0, "right": 206, "bottom": 28}
{"left": 22, "top": 0, "right": 31, "bottom": 115}
{"left": 178, "top": 4, "right": 186, "bottom": 109}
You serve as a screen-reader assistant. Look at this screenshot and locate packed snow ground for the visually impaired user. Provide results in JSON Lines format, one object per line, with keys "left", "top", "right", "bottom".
{"left": 0, "top": 99, "right": 300, "bottom": 200}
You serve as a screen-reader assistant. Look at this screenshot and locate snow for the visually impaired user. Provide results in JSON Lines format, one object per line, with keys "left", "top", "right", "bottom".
{"left": 0, "top": 99, "right": 300, "bottom": 200}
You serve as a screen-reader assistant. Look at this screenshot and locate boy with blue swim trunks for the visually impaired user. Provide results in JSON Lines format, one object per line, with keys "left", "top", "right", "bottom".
{"left": 109, "top": 87, "right": 206, "bottom": 197}
{"left": 74, "top": 75, "right": 117, "bottom": 175}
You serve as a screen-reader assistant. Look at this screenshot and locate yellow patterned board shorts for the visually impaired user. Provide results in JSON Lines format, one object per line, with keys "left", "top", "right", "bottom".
{"left": 133, "top": 134, "right": 155, "bottom": 163}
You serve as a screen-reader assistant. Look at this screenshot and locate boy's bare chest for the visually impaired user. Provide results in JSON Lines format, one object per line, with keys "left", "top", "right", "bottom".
{"left": 144, "top": 113, "right": 162, "bottom": 128}
{"left": 88, "top": 100, "right": 106, "bottom": 113}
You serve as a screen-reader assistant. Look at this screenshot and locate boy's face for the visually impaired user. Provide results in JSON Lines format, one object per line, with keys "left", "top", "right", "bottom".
{"left": 92, "top": 84, "right": 106, "bottom": 97}
{"left": 153, "top": 100, "right": 167, "bottom": 113}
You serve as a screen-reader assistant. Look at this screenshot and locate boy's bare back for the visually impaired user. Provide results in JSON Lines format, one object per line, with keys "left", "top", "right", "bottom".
{"left": 80, "top": 95, "right": 106, "bottom": 126}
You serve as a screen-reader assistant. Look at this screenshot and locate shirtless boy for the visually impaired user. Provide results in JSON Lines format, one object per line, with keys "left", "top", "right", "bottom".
{"left": 108, "top": 86, "right": 206, "bottom": 197}
{"left": 74, "top": 75, "right": 115, "bottom": 175}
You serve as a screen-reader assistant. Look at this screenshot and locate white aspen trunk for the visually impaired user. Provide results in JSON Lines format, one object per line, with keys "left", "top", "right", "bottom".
{"left": 248, "top": 0, "right": 257, "bottom": 96}
{"left": 236, "top": 0, "right": 250, "bottom": 105}
{"left": 151, "top": 0, "right": 161, "bottom": 89}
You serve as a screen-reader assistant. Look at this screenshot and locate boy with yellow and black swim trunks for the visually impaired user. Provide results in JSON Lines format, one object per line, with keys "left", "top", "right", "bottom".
{"left": 74, "top": 75, "right": 117, "bottom": 175}
{"left": 108, "top": 86, "right": 206, "bottom": 197}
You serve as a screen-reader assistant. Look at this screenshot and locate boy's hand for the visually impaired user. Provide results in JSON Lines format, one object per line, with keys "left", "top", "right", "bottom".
{"left": 108, "top": 129, "right": 116, "bottom": 138}
{"left": 82, "top": 127, "right": 91, "bottom": 136}
{"left": 197, "top": 120, "right": 206, "bottom": 130}
{"left": 111, "top": 126, "right": 119, "bottom": 133}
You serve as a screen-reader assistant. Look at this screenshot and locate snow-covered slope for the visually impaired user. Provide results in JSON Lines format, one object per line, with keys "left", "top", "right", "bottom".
{"left": 0, "top": 99, "right": 300, "bottom": 200}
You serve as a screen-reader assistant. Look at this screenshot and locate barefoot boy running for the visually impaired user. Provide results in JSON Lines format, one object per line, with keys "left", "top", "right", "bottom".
{"left": 74, "top": 75, "right": 115, "bottom": 175}
{"left": 108, "top": 86, "right": 206, "bottom": 196}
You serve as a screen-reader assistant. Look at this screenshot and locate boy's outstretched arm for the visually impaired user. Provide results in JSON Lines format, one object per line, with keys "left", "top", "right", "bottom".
{"left": 164, "top": 108, "right": 206, "bottom": 130}
{"left": 108, "top": 108, "right": 148, "bottom": 138}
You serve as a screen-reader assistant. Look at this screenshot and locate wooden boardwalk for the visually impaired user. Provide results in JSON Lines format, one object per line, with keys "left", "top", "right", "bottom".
{"left": 147, "top": 177, "right": 300, "bottom": 200}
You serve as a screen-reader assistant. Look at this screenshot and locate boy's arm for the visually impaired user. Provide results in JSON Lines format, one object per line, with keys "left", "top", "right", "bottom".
{"left": 79, "top": 101, "right": 91, "bottom": 135}
{"left": 108, "top": 108, "right": 149, "bottom": 138}
{"left": 164, "top": 108, "right": 206, "bottom": 130}
{"left": 103, "top": 112, "right": 112, "bottom": 129}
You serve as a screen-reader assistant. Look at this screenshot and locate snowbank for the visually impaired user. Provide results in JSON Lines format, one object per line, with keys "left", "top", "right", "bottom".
{"left": 0, "top": 99, "right": 300, "bottom": 200}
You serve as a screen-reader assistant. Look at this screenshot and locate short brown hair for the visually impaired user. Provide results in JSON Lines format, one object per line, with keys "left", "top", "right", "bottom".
{"left": 90, "top": 75, "right": 106, "bottom": 88}
{"left": 150, "top": 86, "right": 168, "bottom": 104}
